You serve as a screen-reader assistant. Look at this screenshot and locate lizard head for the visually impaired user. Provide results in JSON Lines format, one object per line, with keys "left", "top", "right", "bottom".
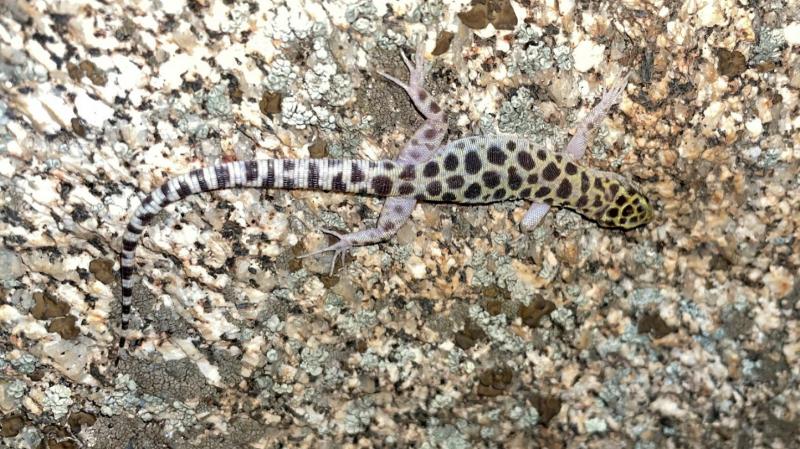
{"left": 595, "top": 176, "right": 653, "bottom": 229}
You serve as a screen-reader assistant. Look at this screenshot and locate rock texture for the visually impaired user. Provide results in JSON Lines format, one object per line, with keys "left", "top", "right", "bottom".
{"left": 0, "top": 1, "right": 798, "bottom": 448}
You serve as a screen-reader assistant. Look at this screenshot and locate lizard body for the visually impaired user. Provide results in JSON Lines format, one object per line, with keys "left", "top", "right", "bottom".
{"left": 118, "top": 44, "right": 653, "bottom": 347}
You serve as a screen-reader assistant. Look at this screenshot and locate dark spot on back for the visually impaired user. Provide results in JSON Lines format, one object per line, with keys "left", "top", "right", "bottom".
{"left": 507, "top": 167, "right": 522, "bottom": 190}
{"left": 465, "top": 151, "right": 482, "bottom": 174}
{"left": 383, "top": 161, "right": 395, "bottom": 170}
{"left": 332, "top": 172, "right": 346, "bottom": 192}
{"left": 159, "top": 184, "right": 172, "bottom": 204}
{"left": 493, "top": 188, "right": 507, "bottom": 200}
{"left": 263, "top": 162, "right": 275, "bottom": 187}
{"left": 141, "top": 192, "right": 155, "bottom": 208}
{"left": 615, "top": 195, "right": 627, "bottom": 206}
{"left": 309, "top": 162, "right": 320, "bottom": 188}
{"left": 520, "top": 187, "right": 531, "bottom": 197}
{"left": 506, "top": 140, "right": 516, "bottom": 151}
{"left": 527, "top": 173, "right": 538, "bottom": 185}
{"left": 594, "top": 178, "right": 603, "bottom": 190}
{"left": 444, "top": 153, "right": 459, "bottom": 171}
{"left": 130, "top": 214, "right": 149, "bottom": 229}
{"left": 482, "top": 171, "right": 500, "bottom": 188}
{"left": 177, "top": 180, "right": 192, "bottom": 198}
{"left": 383, "top": 221, "right": 395, "bottom": 231}
{"left": 607, "top": 207, "right": 619, "bottom": 218}
{"left": 593, "top": 196, "right": 603, "bottom": 207}
{"left": 351, "top": 163, "right": 365, "bottom": 183}
{"left": 446, "top": 175, "right": 465, "bottom": 189}
{"left": 464, "top": 183, "right": 481, "bottom": 199}
{"left": 371, "top": 175, "right": 393, "bottom": 195}
{"left": 426, "top": 181, "right": 442, "bottom": 196}
{"left": 214, "top": 165, "right": 230, "bottom": 188}
{"left": 191, "top": 169, "right": 208, "bottom": 191}
{"left": 534, "top": 186, "right": 550, "bottom": 198}
{"left": 581, "top": 172, "right": 590, "bottom": 193}
{"left": 556, "top": 179, "right": 572, "bottom": 199}
{"left": 565, "top": 162, "right": 578, "bottom": 175}
{"left": 429, "top": 102, "right": 441, "bottom": 114}
{"left": 487, "top": 145, "right": 507, "bottom": 165}
{"left": 517, "top": 151, "right": 535, "bottom": 170}
{"left": 609, "top": 183, "right": 620, "bottom": 196}
{"left": 245, "top": 161, "right": 258, "bottom": 182}
{"left": 398, "top": 183, "right": 414, "bottom": 195}
{"left": 399, "top": 165, "right": 416, "bottom": 180}
{"left": 423, "top": 127, "right": 437, "bottom": 139}
{"left": 423, "top": 161, "right": 440, "bottom": 177}
{"left": 576, "top": 195, "right": 589, "bottom": 208}
{"left": 542, "top": 162, "right": 561, "bottom": 181}
{"left": 418, "top": 90, "right": 428, "bottom": 100}
{"left": 537, "top": 150, "right": 547, "bottom": 160}
{"left": 442, "top": 192, "right": 456, "bottom": 201}
{"left": 622, "top": 205, "right": 634, "bottom": 216}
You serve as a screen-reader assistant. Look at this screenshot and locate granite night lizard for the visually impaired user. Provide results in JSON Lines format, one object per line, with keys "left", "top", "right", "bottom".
{"left": 118, "top": 43, "right": 653, "bottom": 347}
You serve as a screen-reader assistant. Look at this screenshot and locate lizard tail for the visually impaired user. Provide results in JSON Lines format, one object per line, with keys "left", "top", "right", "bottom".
{"left": 118, "top": 158, "right": 409, "bottom": 347}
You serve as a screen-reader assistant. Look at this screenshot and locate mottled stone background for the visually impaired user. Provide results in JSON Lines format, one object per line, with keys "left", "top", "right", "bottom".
{"left": 0, "top": 0, "right": 798, "bottom": 448}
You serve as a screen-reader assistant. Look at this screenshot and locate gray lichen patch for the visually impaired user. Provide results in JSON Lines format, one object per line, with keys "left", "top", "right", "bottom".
{"left": 121, "top": 356, "right": 219, "bottom": 403}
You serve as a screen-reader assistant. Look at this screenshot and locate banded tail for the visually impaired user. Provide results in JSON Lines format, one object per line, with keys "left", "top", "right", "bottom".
{"left": 118, "top": 158, "right": 410, "bottom": 346}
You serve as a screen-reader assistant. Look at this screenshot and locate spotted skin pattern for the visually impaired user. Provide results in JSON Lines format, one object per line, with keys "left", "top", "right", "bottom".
{"left": 118, "top": 45, "right": 653, "bottom": 348}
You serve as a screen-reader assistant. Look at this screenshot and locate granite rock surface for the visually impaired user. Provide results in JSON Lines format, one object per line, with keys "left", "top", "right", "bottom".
{"left": 0, "top": 1, "right": 798, "bottom": 448}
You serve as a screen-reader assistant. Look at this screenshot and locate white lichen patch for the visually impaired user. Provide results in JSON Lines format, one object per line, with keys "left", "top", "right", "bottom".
{"left": 42, "top": 384, "right": 73, "bottom": 419}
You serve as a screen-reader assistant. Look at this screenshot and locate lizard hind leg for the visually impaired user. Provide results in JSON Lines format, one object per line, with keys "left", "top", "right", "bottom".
{"left": 300, "top": 42, "right": 446, "bottom": 273}
{"left": 297, "top": 228, "right": 354, "bottom": 275}
{"left": 298, "top": 198, "right": 418, "bottom": 274}
{"left": 378, "top": 40, "right": 445, "bottom": 124}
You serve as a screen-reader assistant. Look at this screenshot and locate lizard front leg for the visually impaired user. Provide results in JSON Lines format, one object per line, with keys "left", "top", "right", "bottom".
{"left": 303, "top": 41, "right": 447, "bottom": 273}
{"left": 522, "top": 73, "right": 628, "bottom": 230}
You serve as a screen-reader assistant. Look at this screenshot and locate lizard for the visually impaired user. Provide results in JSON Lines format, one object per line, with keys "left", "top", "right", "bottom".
{"left": 117, "top": 43, "right": 653, "bottom": 348}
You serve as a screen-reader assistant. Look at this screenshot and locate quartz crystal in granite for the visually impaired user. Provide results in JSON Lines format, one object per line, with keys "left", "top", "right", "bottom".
{"left": 0, "top": 1, "right": 798, "bottom": 448}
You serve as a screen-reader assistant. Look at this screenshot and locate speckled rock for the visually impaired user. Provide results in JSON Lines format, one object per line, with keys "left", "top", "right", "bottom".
{"left": 1, "top": 0, "right": 799, "bottom": 448}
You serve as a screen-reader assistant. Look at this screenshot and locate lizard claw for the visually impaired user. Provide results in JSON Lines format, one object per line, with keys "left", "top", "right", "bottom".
{"left": 406, "top": 40, "right": 427, "bottom": 87}
{"left": 379, "top": 40, "right": 427, "bottom": 91}
{"left": 581, "top": 72, "right": 630, "bottom": 128}
{"left": 603, "top": 71, "right": 629, "bottom": 105}
{"left": 378, "top": 70, "right": 409, "bottom": 90}
{"left": 297, "top": 228, "right": 353, "bottom": 275}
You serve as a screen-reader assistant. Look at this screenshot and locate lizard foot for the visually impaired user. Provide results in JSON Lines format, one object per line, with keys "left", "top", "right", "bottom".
{"left": 297, "top": 228, "right": 353, "bottom": 275}
{"left": 378, "top": 40, "right": 427, "bottom": 90}
{"left": 585, "top": 71, "right": 630, "bottom": 125}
